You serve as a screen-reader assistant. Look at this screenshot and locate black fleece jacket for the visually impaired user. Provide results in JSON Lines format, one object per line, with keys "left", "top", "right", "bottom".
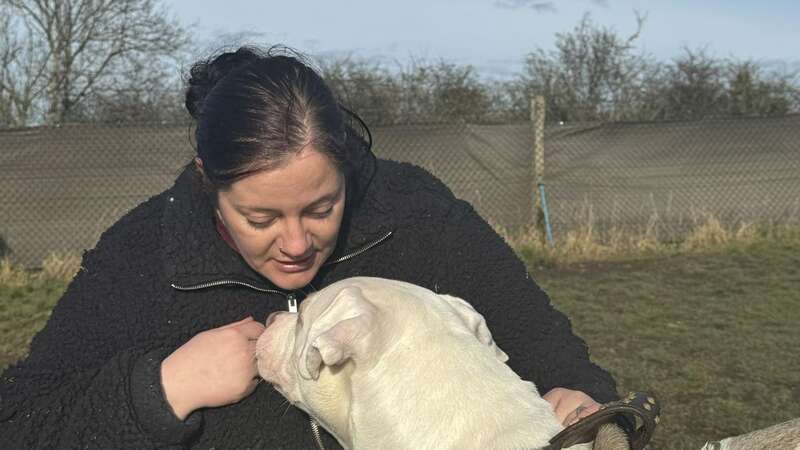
{"left": 0, "top": 158, "right": 618, "bottom": 449}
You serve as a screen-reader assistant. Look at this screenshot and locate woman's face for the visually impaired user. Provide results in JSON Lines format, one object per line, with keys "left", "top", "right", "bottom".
{"left": 215, "top": 147, "right": 345, "bottom": 290}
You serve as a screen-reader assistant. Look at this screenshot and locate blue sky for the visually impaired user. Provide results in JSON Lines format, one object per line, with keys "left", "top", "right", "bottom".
{"left": 170, "top": 0, "right": 800, "bottom": 79}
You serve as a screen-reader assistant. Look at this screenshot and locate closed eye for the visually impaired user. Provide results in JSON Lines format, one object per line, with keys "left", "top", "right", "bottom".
{"left": 305, "top": 206, "right": 333, "bottom": 219}
{"left": 247, "top": 217, "right": 277, "bottom": 229}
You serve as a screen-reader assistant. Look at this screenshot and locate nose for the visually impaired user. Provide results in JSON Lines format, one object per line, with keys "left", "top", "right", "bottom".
{"left": 279, "top": 217, "right": 311, "bottom": 258}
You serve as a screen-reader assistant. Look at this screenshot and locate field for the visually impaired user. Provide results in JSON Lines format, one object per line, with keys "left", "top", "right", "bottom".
{"left": 533, "top": 232, "right": 800, "bottom": 449}
{"left": 1, "top": 231, "right": 799, "bottom": 449}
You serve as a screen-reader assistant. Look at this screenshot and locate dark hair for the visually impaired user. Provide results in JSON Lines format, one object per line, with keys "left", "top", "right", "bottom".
{"left": 185, "top": 45, "right": 372, "bottom": 191}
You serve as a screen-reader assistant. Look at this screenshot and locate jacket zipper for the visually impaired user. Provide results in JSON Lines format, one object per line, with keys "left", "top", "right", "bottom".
{"left": 170, "top": 280, "right": 298, "bottom": 311}
{"left": 310, "top": 418, "right": 326, "bottom": 450}
{"left": 323, "top": 231, "right": 393, "bottom": 265}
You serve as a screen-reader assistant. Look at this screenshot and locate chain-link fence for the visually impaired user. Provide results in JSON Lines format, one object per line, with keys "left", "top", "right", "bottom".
{"left": 2, "top": 114, "right": 799, "bottom": 267}
{"left": 0, "top": 125, "right": 195, "bottom": 267}
{"left": 543, "top": 114, "right": 800, "bottom": 240}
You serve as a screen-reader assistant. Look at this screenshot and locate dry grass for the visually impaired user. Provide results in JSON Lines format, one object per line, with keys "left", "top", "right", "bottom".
{"left": 40, "top": 252, "right": 82, "bottom": 280}
{"left": 0, "top": 252, "right": 81, "bottom": 287}
{"left": 494, "top": 208, "right": 795, "bottom": 266}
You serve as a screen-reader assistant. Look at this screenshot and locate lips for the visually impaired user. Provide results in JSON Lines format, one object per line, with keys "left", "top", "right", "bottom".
{"left": 273, "top": 252, "right": 315, "bottom": 273}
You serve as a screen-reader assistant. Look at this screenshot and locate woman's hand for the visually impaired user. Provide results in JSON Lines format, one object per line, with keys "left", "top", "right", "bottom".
{"left": 543, "top": 387, "right": 602, "bottom": 426}
{"left": 160, "top": 316, "right": 266, "bottom": 420}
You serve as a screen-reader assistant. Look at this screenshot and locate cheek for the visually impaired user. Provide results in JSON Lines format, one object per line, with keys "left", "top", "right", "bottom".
{"left": 233, "top": 228, "right": 278, "bottom": 258}
{"left": 217, "top": 211, "right": 274, "bottom": 254}
{"left": 311, "top": 210, "right": 344, "bottom": 245}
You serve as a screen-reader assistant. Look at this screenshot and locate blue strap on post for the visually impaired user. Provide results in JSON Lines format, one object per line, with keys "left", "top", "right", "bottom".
{"left": 538, "top": 183, "right": 555, "bottom": 248}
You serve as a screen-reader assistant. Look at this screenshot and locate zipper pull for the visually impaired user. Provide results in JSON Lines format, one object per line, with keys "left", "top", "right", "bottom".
{"left": 287, "top": 293, "right": 298, "bottom": 312}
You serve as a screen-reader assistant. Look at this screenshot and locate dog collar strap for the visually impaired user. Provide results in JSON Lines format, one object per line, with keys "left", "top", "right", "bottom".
{"left": 545, "top": 391, "right": 661, "bottom": 450}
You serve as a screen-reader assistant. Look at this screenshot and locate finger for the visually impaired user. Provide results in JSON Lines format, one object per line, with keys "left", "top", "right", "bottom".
{"left": 242, "top": 376, "right": 261, "bottom": 397}
{"left": 245, "top": 364, "right": 261, "bottom": 383}
{"left": 565, "top": 411, "right": 578, "bottom": 426}
{"left": 551, "top": 400, "right": 570, "bottom": 425}
{"left": 236, "top": 320, "right": 266, "bottom": 339}
{"left": 577, "top": 403, "right": 600, "bottom": 419}
{"left": 565, "top": 403, "right": 600, "bottom": 426}
{"left": 542, "top": 388, "right": 564, "bottom": 404}
{"left": 543, "top": 389, "right": 569, "bottom": 424}
{"left": 248, "top": 339, "right": 259, "bottom": 359}
{"left": 217, "top": 316, "right": 255, "bottom": 330}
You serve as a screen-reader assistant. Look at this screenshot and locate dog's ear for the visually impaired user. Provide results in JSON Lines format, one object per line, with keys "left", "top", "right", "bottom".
{"left": 438, "top": 294, "right": 509, "bottom": 362}
{"left": 298, "top": 286, "right": 377, "bottom": 380}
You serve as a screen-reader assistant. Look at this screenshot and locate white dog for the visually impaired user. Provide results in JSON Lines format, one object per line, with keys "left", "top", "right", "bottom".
{"left": 701, "top": 418, "right": 800, "bottom": 450}
{"left": 255, "top": 277, "right": 628, "bottom": 450}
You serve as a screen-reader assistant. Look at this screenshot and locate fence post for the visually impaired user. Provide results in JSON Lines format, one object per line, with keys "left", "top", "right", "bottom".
{"left": 531, "top": 96, "right": 554, "bottom": 247}
{"left": 531, "top": 96, "right": 545, "bottom": 213}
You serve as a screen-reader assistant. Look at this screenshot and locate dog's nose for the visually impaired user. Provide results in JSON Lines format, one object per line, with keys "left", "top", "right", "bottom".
{"left": 265, "top": 311, "right": 281, "bottom": 328}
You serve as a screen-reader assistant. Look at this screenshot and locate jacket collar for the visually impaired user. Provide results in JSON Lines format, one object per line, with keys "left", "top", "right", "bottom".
{"left": 160, "top": 163, "right": 393, "bottom": 292}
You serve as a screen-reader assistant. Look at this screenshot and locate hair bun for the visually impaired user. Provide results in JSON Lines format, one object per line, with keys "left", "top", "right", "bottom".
{"left": 185, "top": 47, "right": 262, "bottom": 119}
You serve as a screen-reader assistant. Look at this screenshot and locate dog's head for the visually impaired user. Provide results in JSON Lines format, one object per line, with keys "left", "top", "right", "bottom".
{"left": 255, "top": 277, "right": 509, "bottom": 445}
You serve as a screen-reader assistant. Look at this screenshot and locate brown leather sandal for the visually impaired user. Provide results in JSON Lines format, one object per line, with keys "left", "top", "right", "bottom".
{"left": 545, "top": 391, "right": 661, "bottom": 450}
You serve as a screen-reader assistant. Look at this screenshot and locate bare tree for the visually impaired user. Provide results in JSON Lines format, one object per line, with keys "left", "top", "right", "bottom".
{"left": 320, "top": 56, "right": 404, "bottom": 125}
{"left": 68, "top": 58, "right": 189, "bottom": 124}
{"left": 0, "top": 5, "right": 48, "bottom": 126}
{"left": 646, "top": 49, "right": 800, "bottom": 120}
{"left": 321, "top": 55, "right": 497, "bottom": 125}
{"left": 1, "top": 0, "right": 188, "bottom": 125}
{"left": 427, "top": 61, "right": 493, "bottom": 123}
{"left": 393, "top": 58, "right": 492, "bottom": 124}
{"left": 515, "top": 12, "right": 659, "bottom": 123}
{"left": 651, "top": 47, "right": 727, "bottom": 120}
{"left": 726, "top": 61, "right": 797, "bottom": 117}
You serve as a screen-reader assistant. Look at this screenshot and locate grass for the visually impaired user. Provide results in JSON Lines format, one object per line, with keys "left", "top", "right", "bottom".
{"left": 0, "top": 268, "right": 67, "bottom": 370}
{"left": 533, "top": 231, "right": 800, "bottom": 449}
{"left": 1, "top": 226, "right": 799, "bottom": 449}
{"left": 0, "top": 253, "right": 79, "bottom": 369}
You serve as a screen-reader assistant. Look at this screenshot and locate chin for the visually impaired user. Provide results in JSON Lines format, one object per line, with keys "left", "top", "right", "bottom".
{"left": 267, "top": 268, "right": 318, "bottom": 291}
{"left": 253, "top": 252, "right": 329, "bottom": 291}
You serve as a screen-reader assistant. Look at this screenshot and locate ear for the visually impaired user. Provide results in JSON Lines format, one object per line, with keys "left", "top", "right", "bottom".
{"left": 194, "top": 157, "right": 214, "bottom": 191}
{"left": 298, "top": 286, "right": 378, "bottom": 380}
{"left": 438, "top": 294, "right": 509, "bottom": 363}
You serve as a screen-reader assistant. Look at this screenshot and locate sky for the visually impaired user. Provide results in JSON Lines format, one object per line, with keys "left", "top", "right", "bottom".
{"left": 170, "top": 0, "right": 800, "bottom": 80}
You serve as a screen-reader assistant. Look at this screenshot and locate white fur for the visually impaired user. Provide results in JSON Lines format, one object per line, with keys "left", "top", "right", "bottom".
{"left": 256, "top": 277, "right": 593, "bottom": 450}
{"left": 701, "top": 418, "right": 800, "bottom": 450}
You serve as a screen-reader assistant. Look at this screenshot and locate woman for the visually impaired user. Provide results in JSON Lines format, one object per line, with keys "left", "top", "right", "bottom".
{"left": 0, "top": 46, "right": 621, "bottom": 448}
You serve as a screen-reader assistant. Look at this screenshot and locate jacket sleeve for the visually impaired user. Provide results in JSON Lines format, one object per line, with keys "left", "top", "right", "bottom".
{"left": 431, "top": 199, "right": 620, "bottom": 404}
{"left": 0, "top": 238, "right": 201, "bottom": 448}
